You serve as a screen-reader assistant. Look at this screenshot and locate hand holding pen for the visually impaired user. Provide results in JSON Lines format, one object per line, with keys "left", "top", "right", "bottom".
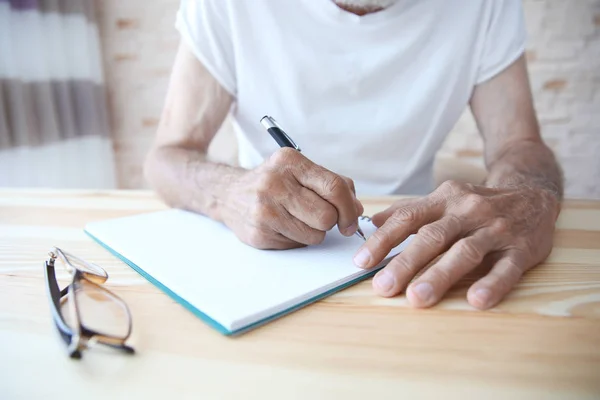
{"left": 214, "top": 115, "right": 366, "bottom": 250}
{"left": 260, "top": 115, "right": 366, "bottom": 241}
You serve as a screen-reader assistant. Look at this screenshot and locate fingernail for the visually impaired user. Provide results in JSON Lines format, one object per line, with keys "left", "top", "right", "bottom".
{"left": 344, "top": 221, "right": 358, "bottom": 236}
{"left": 353, "top": 248, "right": 371, "bottom": 268}
{"left": 374, "top": 270, "right": 394, "bottom": 292}
{"left": 475, "top": 288, "right": 491, "bottom": 307}
{"left": 411, "top": 282, "right": 433, "bottom": 302}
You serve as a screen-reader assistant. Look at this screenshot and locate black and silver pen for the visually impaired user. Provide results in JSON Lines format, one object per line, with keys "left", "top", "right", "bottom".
{"left": 259, "top": 115, "right": 366, "bottom": 241}
{"left": 260, "top": 115, "right": 301, "bottom": 150}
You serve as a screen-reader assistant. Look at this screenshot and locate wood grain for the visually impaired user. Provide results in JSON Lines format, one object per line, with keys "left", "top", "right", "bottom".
{"left": 1, "top": 189, "right": 599, "bottom": 399}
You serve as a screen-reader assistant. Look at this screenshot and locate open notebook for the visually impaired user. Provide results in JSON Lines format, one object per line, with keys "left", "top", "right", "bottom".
{"left": 85, "top": 209, "right": 413, "bottom": 335}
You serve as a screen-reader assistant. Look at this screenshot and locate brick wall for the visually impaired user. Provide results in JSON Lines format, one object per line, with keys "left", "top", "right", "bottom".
{"left": 97, "top": 0, "right": 600, "bottom": 198}
{"left": 96, "top": 1, "right": 180, "bottom": 189}
{"left": 439, "top": 0, "right": 600, "bottom": 199}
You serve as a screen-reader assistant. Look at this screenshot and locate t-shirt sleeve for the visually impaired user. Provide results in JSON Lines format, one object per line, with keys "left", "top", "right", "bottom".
{"left": 475, "top": 0, "right": 527, "bottom": 85}
{"left": 175, "top": 0, "right": 237, "bottom": 95}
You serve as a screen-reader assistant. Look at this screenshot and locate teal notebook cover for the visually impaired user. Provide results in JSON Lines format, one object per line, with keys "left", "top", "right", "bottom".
{"left": 84, "top": 209, "right": 411, "bottom": 335}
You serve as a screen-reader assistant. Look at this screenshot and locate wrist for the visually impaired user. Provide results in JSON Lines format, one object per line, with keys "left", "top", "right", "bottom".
{"left": 484, "top": 145, "right": 564, "bottom": 213}
{"left": 199, "top": 164, "right": 246, "bottom": 223}
{"left": 485, "top": 177, "right": 562, "bottom": 220}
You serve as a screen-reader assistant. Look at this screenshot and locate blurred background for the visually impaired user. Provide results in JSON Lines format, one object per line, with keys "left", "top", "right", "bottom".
{"left": 1, "top": 0, "right": 599, "bottom": 198}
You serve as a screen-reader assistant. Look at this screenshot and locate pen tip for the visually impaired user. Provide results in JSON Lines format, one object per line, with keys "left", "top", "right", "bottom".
{"left": 356, "top": 228, "right": 366, "bottom": 241}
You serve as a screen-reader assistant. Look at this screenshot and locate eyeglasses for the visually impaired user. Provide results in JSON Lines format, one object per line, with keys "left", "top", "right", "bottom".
{"left": 44, "top": 247, "right": 134, "bottom": 359}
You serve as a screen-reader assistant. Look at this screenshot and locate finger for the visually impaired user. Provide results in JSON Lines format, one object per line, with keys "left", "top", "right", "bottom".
{"left": 467, "top": 250, "right": 526, "bottom": 310}
{"left": 371, "top": 215, "right": 463, "bottom": 297}
{"left": 272, "top": 206, "right": 327, "bottom": 246}
{"left": 341, "top": 176, "right": 365, "bottom": 216}
{"left": 265, "top": 234, "right": 306, "bottom": 250}
{"left": 283, "top": 187, "right": 338, "bottom": 231}
{"left": 241, "top": 227, "right": 305, "bottom": 250}
{"left": 341, "top": 175, "right": 356, "bottom": 194}
{"left": 406, "top": 228, "right": 500, "bottom": 308}
{"left": 294, "top": 164, "right": 359, "bottom": 237}
{"left": 353, "top": 199, "right": 444, "bottom": 269}
{"left": 355, "top": 197, "right": 364, "bottom": 216}
{"left": 371, "top": 198, "right": 422, "bottom": 227}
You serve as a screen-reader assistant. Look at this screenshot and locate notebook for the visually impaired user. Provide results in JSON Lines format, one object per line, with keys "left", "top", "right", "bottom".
{"left": 84, "top": 209, "right": 413, "bottom": 335}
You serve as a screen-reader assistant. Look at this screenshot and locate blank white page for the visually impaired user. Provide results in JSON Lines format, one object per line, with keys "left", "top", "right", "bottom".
{"left": 85, "top": 209, "right": 412, "bottom": 332}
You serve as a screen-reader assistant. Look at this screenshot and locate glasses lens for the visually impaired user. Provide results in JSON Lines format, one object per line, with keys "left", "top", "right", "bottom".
{"left": 61, "top": 250, "right": 107, "bottom": 280}
{"left": 60, "top": 293, "right": 78, "bottom": 331}
{"left": 75, "top": 279, "right": 130, "bottom": 338}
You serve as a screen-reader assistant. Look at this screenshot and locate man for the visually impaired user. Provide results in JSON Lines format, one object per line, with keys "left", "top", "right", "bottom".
{"left": 144, "top": 0, "right": 563, "bottom": 311}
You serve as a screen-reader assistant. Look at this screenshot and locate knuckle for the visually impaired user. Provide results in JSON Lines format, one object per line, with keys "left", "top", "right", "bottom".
{"left": 490, "top": 217, "right": 511, "bottom": 235}
{"left": 463, "top": 193, "right": 489, "bottom": 214}
{"left": 439, "top": 179, "right": 461, "bottom": 193}
{"left": 464, "top": 182, "right": 477, "bottom": 193}
{"left": 391, "top": 207, "right": 421, "bottom": 224}
{"left": 392, "top": 254, "right": 418, "bottom": 276}
{"left": 269, "top": 147, "right": 298, "bottom": 166}
{"left": 342, "top": 176, "right": 356, "bottom": 193}
{"left": 316, "top": 206, "right": 338, "bottom": 230}
{"left": 455, "top": 239, "right": 484, "bottom": 264}
{"left": 445, "top": 214, "right": 462, "bottom": 231}
{"left": 371, "top": 228, "right": 394, "bottom": 249}
{"left": 323, "top": 175, "right": 348, "bottom": 197}
{"left": 429, "top": 267, "right": 452, "bottom": 288}
{"left": 417, "top": 223, "right": 448, "bottom": 246}
{"left": 505, "top": 259, "right": 524, "bottom": 282}
{"left": 505, "top": 250, "right": 525, "bottom": 268}
{"left": 246, "top": 228, "right": 270, "bottom": 249}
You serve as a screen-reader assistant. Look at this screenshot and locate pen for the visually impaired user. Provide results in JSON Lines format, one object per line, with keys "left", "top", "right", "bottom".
{"left": 259, "top": 115, "right": 366, "bottom": 241}
{"left": 260, "top": 115, "right": 301, "bottom": 150}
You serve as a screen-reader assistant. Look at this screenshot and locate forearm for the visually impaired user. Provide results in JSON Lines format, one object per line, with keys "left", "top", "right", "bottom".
{"left": 144, "top": 146, "right": 243, "bottom": 222}
{"left": 143, "top": 38, "right": 239, "bottom": 220}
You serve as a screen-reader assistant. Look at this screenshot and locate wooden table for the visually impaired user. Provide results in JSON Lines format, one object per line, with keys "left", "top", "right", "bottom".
{"left": 1, "top": 189, "right": 599, "bottom": 399}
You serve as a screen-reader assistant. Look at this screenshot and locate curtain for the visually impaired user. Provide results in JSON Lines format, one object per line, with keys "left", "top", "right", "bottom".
{"left": 0, "top": 0, "right": 117, "bottom": 188}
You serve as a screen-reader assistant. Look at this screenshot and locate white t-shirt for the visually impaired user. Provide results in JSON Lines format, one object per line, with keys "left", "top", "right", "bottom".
{"left": 175, "top": 0, "right": 526, "bottom": 195}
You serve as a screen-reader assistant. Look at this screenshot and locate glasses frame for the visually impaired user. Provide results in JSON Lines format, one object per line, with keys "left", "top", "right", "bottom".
{"left": 44, "top": 247, "right": 135, "bottom": 359}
